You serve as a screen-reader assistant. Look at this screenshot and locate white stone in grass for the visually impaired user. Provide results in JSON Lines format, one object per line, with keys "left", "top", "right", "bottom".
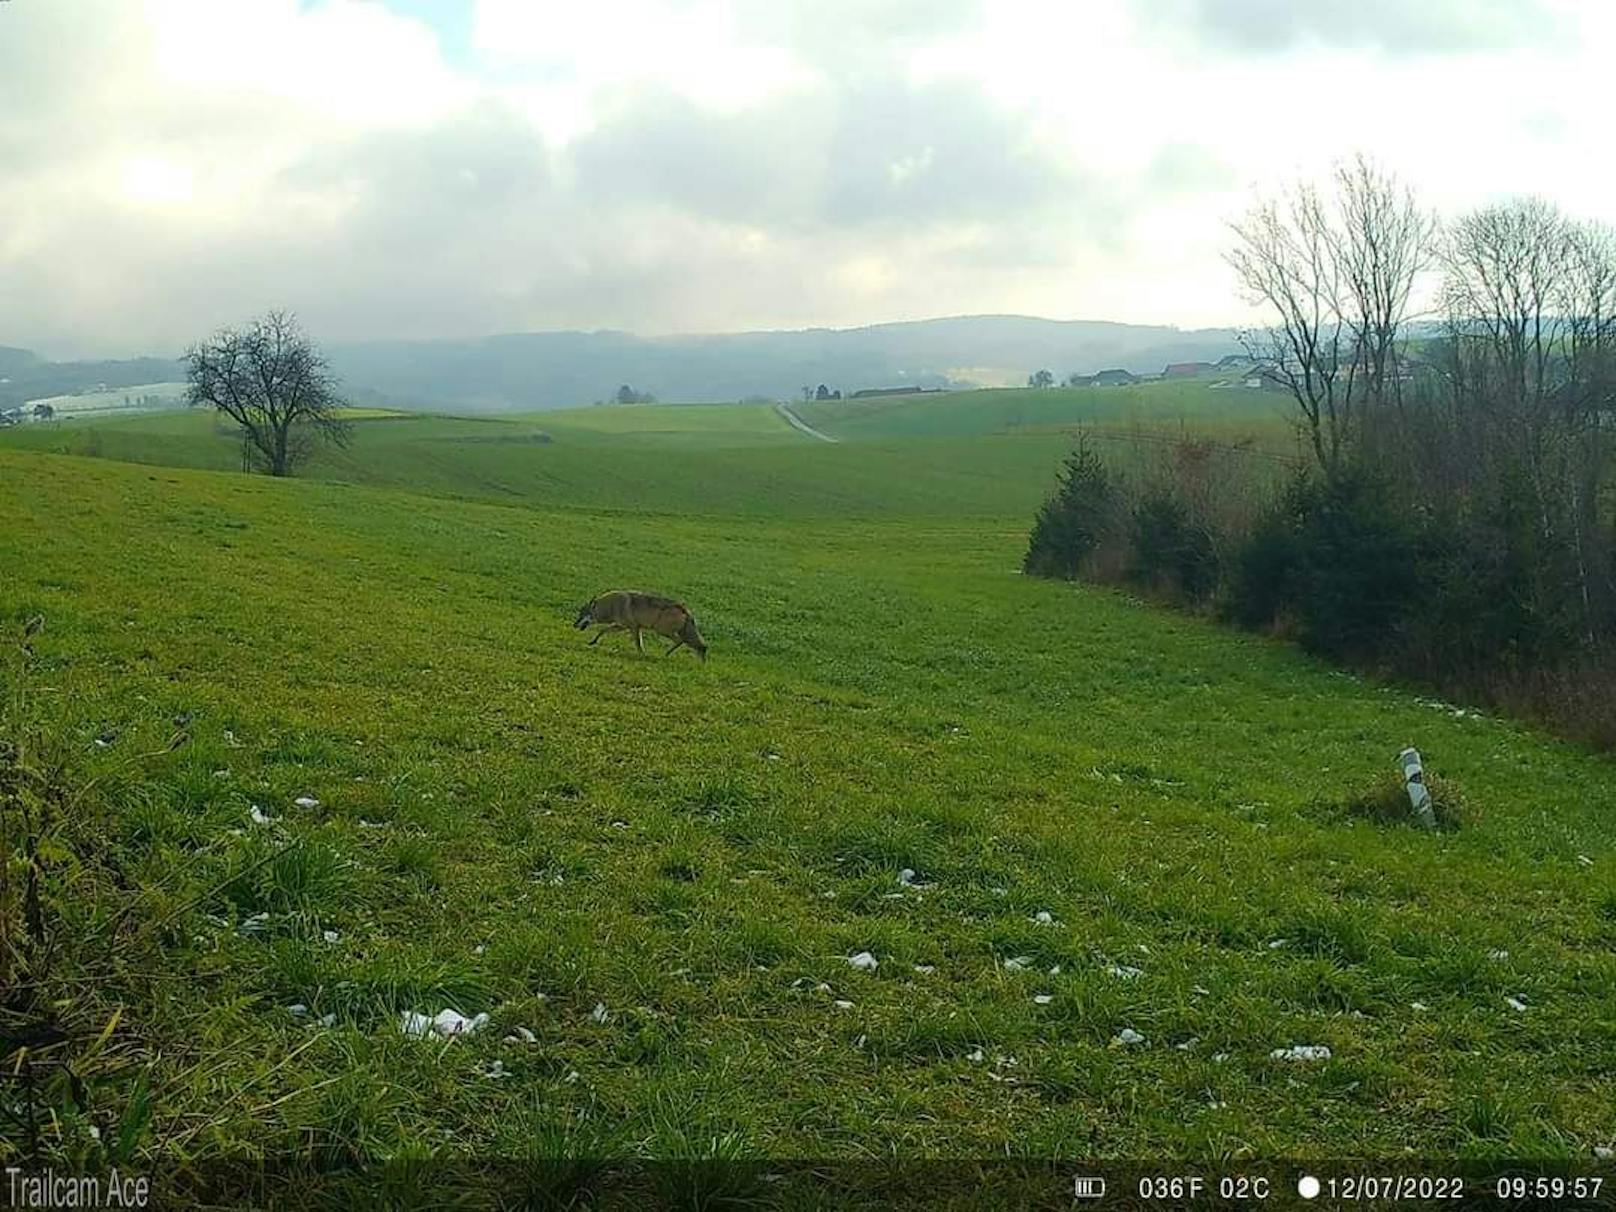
{"left": 1505, "top": 996, "right": 1528, "bottom": 1013}
{"left": 1106, "top": 964, "right": 1143, "bottom": 980}
{"left": 1192, "top": 985, "right": 1211, "bottom": 996}
{"left": 358, "top": 819, "right": 387, "bottom": 829}
{"left": 1267, "top": 939, "right": 1287, "bottom": 950}
{"left": 248, "top": 805, "right": 275, "bottom": 826}
{"left": 847, "top": 951, "right": 879, "bottom": 971}
{"left": 1594, "top": 1146, "right": 1613, "bottom": 1160}
{"left": 1212, "top": 1052, "right": 1230, "bottom": 1063}
{"left": 473, "top": 944, "right": 485, "bottom": 955}
{"left": 913, "top": 964, "right": 935, "bottom": 975}
{"left": 1577, "top": 854, "right": 1594, "bottom": 867}
{"left": 1047, "top": 965, "right": 1062, "bottom": 976}
{"left": 854, "top": 1034, "right": 866, "bottom": 1049}
{"left": 833, "top": 1000, "right": 855, "bottom": 1011}
{"left": 1031, "top": 911, "right": 1055, "bottom": 925}
{"left": 1032, "top": 994, "right": 1054, "bottom": 1006}
{"left": 1176, "top": 1037, "right": 1200, "bottom": 1052}
{"left": 240, "top": 913, "right": 270, "bottom": 934}
{"left": 431, "top": 1009, "right": 490, "bottom": 1038}
{"left": 563, "top": 1070, "right": 581, "bottom": 1084}
{"left": 1411, "top": 1001, "right": 1430, "bottom": 1012}
{"left": 287, "top": 1004, "right": 309, "bottom": 1017}
{"left": 1002, "top": 956, "right": 1033, "bottom": 972}
{"left": 317, "top": 1013, "right": 337, "bottom": 1029}
{"left": 1489, "top": 949, "right": 1510, "bottom": 962}
{"left": 478, "top": 1060, "right": 507, "bottom": 1079}
{"left": 1270, "top": 1045, "right": 1331, "bottom": 1062}
{"left": 967, "top": 1048, "right": 984, "bottom": 1063}
{"left": 294, "top": 796, "right": 320, "bottom": 809}
{"left": 322, "top": 930, "right": 340, "bottom": 944}
{"left": 1114, "top": 1028, "right": 1146, "bottom": 1046}
{"left": 815, "top": 982, "right": 832, "bottom": 994}
{"left": 589, "top": 1003, "right": 610, "bottom": 1024}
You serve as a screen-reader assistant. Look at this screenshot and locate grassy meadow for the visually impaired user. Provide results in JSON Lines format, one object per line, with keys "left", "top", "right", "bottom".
{"left": 2, "top": 381, "right": 1614, "bottom": 1197}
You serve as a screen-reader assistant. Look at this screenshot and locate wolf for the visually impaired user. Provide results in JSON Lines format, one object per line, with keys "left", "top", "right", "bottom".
{"left": 574, "top": 590, "right": 708, "bottom": 660}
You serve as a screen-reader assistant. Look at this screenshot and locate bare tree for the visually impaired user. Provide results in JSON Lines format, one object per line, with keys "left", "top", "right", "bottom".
{"left": 1227, "top": 157, "right": 1431, "bottom": 475}
{"left": 1439, "top": 199, "right": 1616, "bottom": 643}
{"left": 1334, "top": 154, "right": 1434, "bottom": 413}
{"left": 184, "top": 311, "right": 349, "bottom": 477}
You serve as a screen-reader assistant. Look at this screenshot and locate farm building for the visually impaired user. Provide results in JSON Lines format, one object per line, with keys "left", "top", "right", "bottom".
{"left": 1162, "top": 361, "right": 1215, "bottom": 378}
{"left": 1088, "top": 368, "right": 1139, "bottom": 387}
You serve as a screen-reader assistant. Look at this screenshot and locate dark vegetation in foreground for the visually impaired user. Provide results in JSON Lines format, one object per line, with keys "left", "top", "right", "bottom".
{"left": 1027, "top": 182, "right": 1616, "bottom": 750}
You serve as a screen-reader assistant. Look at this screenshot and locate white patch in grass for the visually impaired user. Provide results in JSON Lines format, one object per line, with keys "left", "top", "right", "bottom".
{"left": 1505, "top": 996, "right": 1528, "bottom": 1012}
{"left": 294, "top": 796, "right": 320, "bottom": 809}
{"left": 1114, "top": 1028, "right": 1146, "bottom": 1046}
{"left": 503, "top": 1026, "right": 537, "bottom": 1045}
{"left": 589, "top": 1003, "right": 610, "bottom": 1024}
{"left": 1488, "top": 949, "right": 1509, "bottom": 961}
{"left": 1106, "top": 964, "right": 1143, "bottom": 980}
{"left": 1002, "top": 956, "right": 1033, "bottom": 972}
{"left": 833, "top": 1000, "right": 855, "bottom": 1010}
{"left": 1270, "top": 1045, "right": 1330, "bottom": 1061}
{"left": 1032, "top": 993, "right": 1053, "bottom": 1005}
{"left": 847, "top": 951, "right": 878, "bottom": 971}
{"left": 1030, "top": 911, "right": 1055, "bottom": 925}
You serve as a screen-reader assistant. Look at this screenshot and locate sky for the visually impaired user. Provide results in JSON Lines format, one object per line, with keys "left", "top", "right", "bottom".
{"left": 1, "top": 0, "right": 1610, "bottom": 358}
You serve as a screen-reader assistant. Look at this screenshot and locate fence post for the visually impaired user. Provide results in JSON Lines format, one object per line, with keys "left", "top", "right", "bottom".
{"left": 1398, "top": 747, "right": 1438, "bottom": 830}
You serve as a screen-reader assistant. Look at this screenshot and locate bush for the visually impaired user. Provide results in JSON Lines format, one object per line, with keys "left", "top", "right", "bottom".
{"left": 1127, "top": 491, "right": 1219, "bottom": 604}
{"left": 1334, "top": 770, "right": 1477, "bottom": 832}
{"left": 1023, "top": 437, "right": 1114, "bottom": 580}
{"left": 1225, "top": 469, "right": 1422, "bottom": 660}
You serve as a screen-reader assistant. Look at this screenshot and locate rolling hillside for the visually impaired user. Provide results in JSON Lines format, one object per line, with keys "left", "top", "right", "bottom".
{"left": 2, "top": 389, "right": 1613, "bottom": 1193}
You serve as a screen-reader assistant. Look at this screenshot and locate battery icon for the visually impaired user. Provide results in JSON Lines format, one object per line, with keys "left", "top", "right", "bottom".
{"left": 1073, "top": 1176, "right": 1106, "bottom": 1199}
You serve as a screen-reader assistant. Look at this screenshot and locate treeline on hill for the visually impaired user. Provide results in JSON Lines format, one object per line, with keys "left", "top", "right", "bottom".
{"left": 1027, "top": 165, "right": 1616, "bottom": 748}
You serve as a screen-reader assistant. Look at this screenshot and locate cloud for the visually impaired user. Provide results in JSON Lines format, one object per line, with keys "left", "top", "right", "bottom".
{"left": 1133, "top": 0, "right": 1564, "bottom": 54}
{"left": 0, "top": 0, "right": 1612, "bottom": 356}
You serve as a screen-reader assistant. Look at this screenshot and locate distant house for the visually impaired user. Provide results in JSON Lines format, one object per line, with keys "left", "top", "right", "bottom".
{"left": 1162, "top": 361, "right": 1215, "bottom": 379}
{"left": 1216, "top": 354, "right": 1255, "bottom": 369}
{"left": 1089, "top": 368, "right": 1139, "bottom": 387}
{"left": 1242, "top": 366, "right": 1290, "bottom": 392}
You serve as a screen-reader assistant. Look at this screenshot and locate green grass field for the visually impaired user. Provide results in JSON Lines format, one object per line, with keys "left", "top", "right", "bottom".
{"left": 2, "top": 384, "right": 1613, "bottom": 1192}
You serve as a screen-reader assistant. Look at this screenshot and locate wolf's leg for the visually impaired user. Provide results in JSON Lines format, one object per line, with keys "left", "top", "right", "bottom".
{"left": 633, "top": 627, "right": 645, "bottom": 653}
{"left": 664, "top": 640, "right": 684, "bottom": 657}
{"left": 588, "top": 624, "right": 620, "bottom": 647}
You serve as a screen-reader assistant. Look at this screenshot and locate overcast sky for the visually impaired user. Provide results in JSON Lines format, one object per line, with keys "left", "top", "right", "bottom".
{"left": 2, "top": 0, "right": 1610, "bottom": 358}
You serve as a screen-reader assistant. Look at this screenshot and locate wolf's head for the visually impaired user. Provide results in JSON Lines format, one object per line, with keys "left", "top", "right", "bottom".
{"left": 573, "top": 601, "right": 595, "bottom": 629}
{"left": 680, "top": 615, "right": 708, "bottom": 661}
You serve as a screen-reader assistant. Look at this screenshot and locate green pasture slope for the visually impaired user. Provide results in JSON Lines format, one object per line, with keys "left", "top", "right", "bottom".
{"left": 2, "top": 387, "right": 1614, "bottom": 1189}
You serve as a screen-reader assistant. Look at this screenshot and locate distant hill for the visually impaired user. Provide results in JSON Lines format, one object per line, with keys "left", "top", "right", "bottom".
{"left": 327, "top": 315, "right": 1245, "bottom": 411}
{"left": 0, "top": 347, "right": 185, "bottom": 411}
{"left": 2, "top": 316, "right": 1245, "bottom": 413}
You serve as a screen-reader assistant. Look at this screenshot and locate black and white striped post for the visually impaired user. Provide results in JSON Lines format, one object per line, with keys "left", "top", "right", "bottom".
{"left": 1398, "top": 747, "right": 1438, "bottom": 830}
